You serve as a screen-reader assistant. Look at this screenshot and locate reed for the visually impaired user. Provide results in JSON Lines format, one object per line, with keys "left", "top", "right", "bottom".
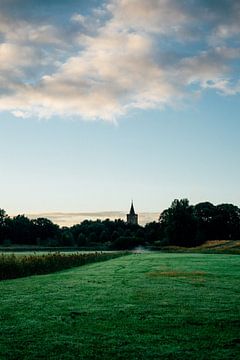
{"left": 0, "top": 251, "right": 127, "bottom": 281}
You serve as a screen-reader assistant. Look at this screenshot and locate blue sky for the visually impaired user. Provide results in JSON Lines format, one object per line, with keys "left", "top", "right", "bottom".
{"left": 0, "top": 0, "right": 240, "bottom": 216}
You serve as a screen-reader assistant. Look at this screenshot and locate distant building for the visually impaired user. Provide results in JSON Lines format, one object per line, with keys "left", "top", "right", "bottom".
{"left": 127, "top": 201, "right": 138, "bottom": 225}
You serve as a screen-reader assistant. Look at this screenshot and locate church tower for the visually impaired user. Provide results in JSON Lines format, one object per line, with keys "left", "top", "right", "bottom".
{"left": 127, "top": 201, "right": 138, "bottom": 225}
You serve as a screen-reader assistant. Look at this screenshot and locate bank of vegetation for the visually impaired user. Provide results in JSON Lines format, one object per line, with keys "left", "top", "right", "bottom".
{"left": 0, "top": 252, "right": 127, "bottom": 281}
{"left": 0, "top": 199, "right": 240, "bottom": 250}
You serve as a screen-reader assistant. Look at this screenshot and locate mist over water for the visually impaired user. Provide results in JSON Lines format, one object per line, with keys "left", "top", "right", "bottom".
{"left": 132, "top": 246, "right": 151, "bottom": 253}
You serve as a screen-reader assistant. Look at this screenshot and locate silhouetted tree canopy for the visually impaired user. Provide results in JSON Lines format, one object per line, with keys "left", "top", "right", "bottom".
{"left": 159, "top": 199, "right": 198, "bottom": 246}
{"left": 159, "top": 199, "right": 240, "bottom": 246}
{"left": 0, "top": 199, "right": 240, "bottom": 248}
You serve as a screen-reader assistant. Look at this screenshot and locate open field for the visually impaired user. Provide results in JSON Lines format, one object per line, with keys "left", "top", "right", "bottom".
{"left": 0, "top": 253, "right": 240, "bottom": 359}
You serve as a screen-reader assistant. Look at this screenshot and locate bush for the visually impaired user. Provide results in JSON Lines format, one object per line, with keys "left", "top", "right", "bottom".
{"left": 111, "top": 236, "right": 142, "bottom": 250}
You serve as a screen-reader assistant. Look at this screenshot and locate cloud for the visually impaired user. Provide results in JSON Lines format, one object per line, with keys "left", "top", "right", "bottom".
{"left": 0, "top": 43, "right": 39, "bottom": 71}
{"left": 26, "top": 211, "right": 160, "bottom": 227}
{"left": 0, "top": 0, "right": 239, "bottom": 121}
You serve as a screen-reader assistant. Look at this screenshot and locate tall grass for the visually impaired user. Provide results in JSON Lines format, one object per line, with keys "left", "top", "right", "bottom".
{"left": 0, "top": 252, "right": 127, "bottom": 281}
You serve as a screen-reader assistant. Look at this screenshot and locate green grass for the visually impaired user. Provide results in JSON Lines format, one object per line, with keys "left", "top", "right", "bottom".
{"left": 0, "top": 253, "right": 239, "bottom": 359}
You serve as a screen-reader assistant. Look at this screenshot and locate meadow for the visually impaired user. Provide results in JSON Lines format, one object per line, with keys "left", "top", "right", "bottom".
{"left": 0, "top": 252, "right": 239, "bottom": 359}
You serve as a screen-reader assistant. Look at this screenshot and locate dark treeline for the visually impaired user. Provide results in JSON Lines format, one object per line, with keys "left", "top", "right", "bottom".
{"left": 159, "top": 199, "right": 240, "bottom": 247}
{"left": 0, "top": 199, "right": 240, "bottom": 249}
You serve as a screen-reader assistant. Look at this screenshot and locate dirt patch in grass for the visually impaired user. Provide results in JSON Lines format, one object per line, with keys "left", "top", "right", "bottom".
{"left": 146, "top": 270, "right": 206, "bottom": 278}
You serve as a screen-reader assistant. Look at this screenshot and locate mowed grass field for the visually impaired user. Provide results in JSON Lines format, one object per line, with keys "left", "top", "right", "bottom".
{"left": 0, "top": 253, "right": 239, "bottom": 359}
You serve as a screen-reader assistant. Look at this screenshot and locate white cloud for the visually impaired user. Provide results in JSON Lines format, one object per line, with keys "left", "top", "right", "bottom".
{"left": 0, "top": 43, "right": 38, "bottom": 71}
{"left": 0, "top": 0, "right": 239, "bottom": 121}
{"left": 107, "top": 0, "right": 190, "bottom": 35}
{"left": 26, "top": 211, "right": 159, "bottom": 227}
{"left": 71, "top": 13, "right": 86, "bottom": 25}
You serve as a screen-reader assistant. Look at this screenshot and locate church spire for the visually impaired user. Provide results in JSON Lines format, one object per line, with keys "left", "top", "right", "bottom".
{"left": 127, "top": 201, "right": 138, "bottom": 225}
{"left": 130, "top": 201, "right": 135, "bottom": 215}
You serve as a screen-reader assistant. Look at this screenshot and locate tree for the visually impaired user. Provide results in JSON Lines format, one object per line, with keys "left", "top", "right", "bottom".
{"left": 10, "top": 215, "right": 34, "bottom": 245}
{"left": 32, "top": 218, "right": 60, "bottom": 242}
{"left": 59, "top": 228, "right": 75, "bottom": 247}
{"left": 0, "top": 209, "right": 9, "bottom": 244}
{"left": 159, "top": 199, "right": 197, "bottom": 246}
{"left": 194, "top": 202, "right": 216, "bottom": 242}
{"left": 111, "top": 236, "right": 140, "bottom": 250}
{"left": 88, "top": 232, "right": 97, "bottom": 244}
{"left": 144, "top": 221, "right": 162, "bottom": 244}
{"left": 99, "top": 230, "right": 110, "bottom": 243}
{"left": 77, "top": 233, "right": 88, "bottom": 247}
{"left": 213, "top": 204, "right": 240, "bottom": 240}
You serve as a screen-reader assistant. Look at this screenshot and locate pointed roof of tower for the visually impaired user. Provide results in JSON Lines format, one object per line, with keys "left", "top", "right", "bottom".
{"left": 129, "top": 201, "right": 136, "bottom": 215}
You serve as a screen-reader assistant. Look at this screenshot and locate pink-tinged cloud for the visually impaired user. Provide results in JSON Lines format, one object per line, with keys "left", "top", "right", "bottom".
{"left": 0, "top": 0, "right": 239, "bottom": 121}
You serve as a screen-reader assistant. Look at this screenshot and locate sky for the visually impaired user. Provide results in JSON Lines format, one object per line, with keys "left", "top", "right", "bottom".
{"left": 0, "top": 0, "right": 240, "bottom": 219}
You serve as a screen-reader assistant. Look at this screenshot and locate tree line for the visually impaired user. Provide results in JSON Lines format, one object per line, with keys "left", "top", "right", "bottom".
{"left": 0, "top": 199, "right": 240, "bottom": 249}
